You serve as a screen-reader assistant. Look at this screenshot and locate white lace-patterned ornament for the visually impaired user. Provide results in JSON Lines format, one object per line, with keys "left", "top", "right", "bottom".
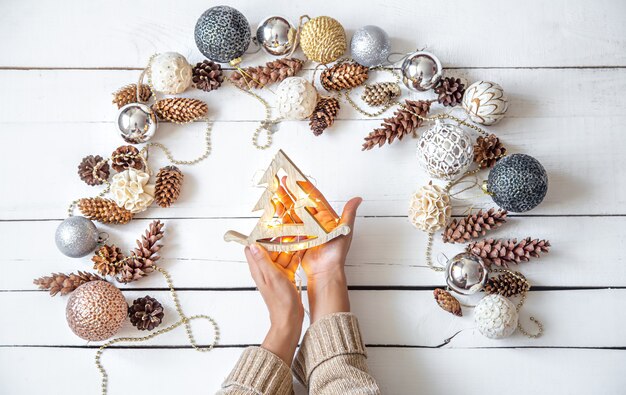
{"left": 474, "top": 294, "right": 519, "bottom": 339}
{"left": 462, "top": 81, "right": 508, "bottom": 126}
{"left": 408, "top": 183, "right": 451, "bottom": 232}
{"left": 416, "top": 121, "right": 473, "bottom": 180}
{"left": 275, "top": 77, "right": 318, "bottom": 120}
{"left": 149, "top": 52, "right": 193, "bottom": 94}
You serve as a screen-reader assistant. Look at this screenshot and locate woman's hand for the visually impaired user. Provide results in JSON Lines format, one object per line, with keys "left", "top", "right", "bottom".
{"left": 244, "top": 243, "right": 304, "bottom": 364}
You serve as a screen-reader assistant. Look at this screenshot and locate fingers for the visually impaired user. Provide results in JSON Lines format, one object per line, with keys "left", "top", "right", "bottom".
{"left": 298, "top": 180, "right": 338, "bottom": 218}
{"left": 339, "top": 197, "right": 363, "bottom": 229}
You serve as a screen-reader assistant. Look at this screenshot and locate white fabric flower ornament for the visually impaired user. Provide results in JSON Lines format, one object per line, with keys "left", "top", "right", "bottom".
{"left": 408, "top": 183, "right": 451, "bottom": 232}
{"left": 111, "top": 168, "right": 155, "bottom": 213}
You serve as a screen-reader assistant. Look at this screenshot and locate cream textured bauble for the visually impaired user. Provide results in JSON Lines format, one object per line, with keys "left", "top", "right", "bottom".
{"left": 474, "top": 294, "right": 519, "bottom": 339}
{"left": 111, "top": 168, "right": 155, "bottom": 213}
{"left": 149, "top": 52, "right": 193, "bottom": 94}
{"left": 408, "top": 183, "right": 451, "bottom": 232}
{"left": 275, "top": 77, "right": 318, "bottom": 120}
{"left": 462, "top": 81, "right": 508, "bottom": 126}
{"left": 416, "top": 121, "right": 473, "bottom": 180}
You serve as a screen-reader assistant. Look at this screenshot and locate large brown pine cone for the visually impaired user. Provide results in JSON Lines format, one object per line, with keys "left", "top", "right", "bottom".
{"left": 78, "top": 197, "right": 133, "bottom": 225}
{"left": 92, "top": 244, "right": 125, "bottom": 276}
{"left": 434, "top": 77, "right": 465, "bottom": 107}
{"left": 442, "top": 209, "right": 508, "bottom": 243}
{"left": 112, "top": 84, "right": 152, "bottom": 109}
{"left": 128, "top": 295, "right": 164, "bottom": 331}
{"left": 309, "top": 97, "right": 340, "bottom": 136}
{"left": 111, "top": 145, "right": 143, "bottom": 172}
{"left": 78, "top": 155, "right": 110, "bottom": 186}
{"left": 229, "top": 58, "right": 304, "bottom": 89}
{"left": 155, "top": 166, "right": 183, "bottom": 208}
{"left": 474, "top": 134, "right": 507, "bottom": 169}
{"left": 33, "top": 271, "right": 105, "bottom": 297}
{"left": 320, "top": 62, "right": 369, "bottom": 91}
{"left": 467, "top": 238, "right": 551, "bottom": 267}
{"left": 117, "top": 220, "right": 164, "bottom": 283}
{"left": 433, "top": 288, "right": 462, "bottom": 316}
{"left": 484, "top": 271, "right": 530, "bottom": 297}
{"left": 192, "top": 60, "right": 224, "bottom": 92}
{"left": 152, "top": 98, "right": 208, "bottom": 123}
{"left": 362, "top": 100, "right": 431, "bottom": 150}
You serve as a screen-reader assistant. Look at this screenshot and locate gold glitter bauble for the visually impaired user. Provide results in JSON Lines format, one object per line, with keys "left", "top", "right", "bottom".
{"left": 300, "top": 16, "right": 346, "bottom": 64}
{"left": 66, "top": 281, "right": 127, "bottom": 341}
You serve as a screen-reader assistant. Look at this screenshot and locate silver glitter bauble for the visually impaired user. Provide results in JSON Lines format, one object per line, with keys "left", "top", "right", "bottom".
{"left": 256, "top": 16, "right": 295, "bottom": 56}
{"left": 416, "top": 121, "right": 473, "bottom": 180}
{"left": 445, "top": 253, "right": 488, "bottom": 295}
{"left": 474, "top": 294, "right": 519, "bottom": 339}
{"left": 350, "top": 25, "right": 391, "bottom": 67}
{"left": 401, "top": 51, "right": 442, "bottom": 91}
{"left": 275, "top": 77, "right": 318, "bottom": 120}
{"left": 117, "top": 103, "right": 158, "bottom": 144}
{"left": 55, "top": 216, "right": 99, "bottom": 258}
{"left": 194, "top": 6, "right": 251, "bottom": 63}
{"left": 462, "top": 81, "right": 508, "bottom": 125}
{"left": 149, "top": 52, "right": 193, "bottom": 94}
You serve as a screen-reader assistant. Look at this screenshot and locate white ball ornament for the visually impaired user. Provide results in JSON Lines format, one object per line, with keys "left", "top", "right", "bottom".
{"left": 275, "top": 77, "right": 318, "bottom": 120}
{"left": 474, "top": 294, "right": 519, "bottom": 339}
{"left": 149, "top": 52, "right": 193, "bottom": 94}
{"left": 462, "top": 81, "right": 508, "bottom": 126}
{"left": 416, "top": 121, "right": 473, "bottom": 180}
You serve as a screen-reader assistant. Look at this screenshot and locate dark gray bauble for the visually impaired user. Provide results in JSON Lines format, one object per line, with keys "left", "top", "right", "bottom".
{"left": 486, "top": 154, "right": 548, "bottom": 212}
{"left": 194, "top": 6, "right": 251, "bottom": 63}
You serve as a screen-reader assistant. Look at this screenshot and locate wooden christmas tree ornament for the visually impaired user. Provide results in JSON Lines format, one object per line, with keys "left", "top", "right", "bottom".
{"left": 224, "top": 150, "right": 350, "bottom": 252}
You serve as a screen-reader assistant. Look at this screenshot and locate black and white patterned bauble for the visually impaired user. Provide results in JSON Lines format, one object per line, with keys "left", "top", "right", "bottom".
{"left": 486, "top": 154, "right": 548, "bottom": 212}
{"left": 194, "top": 6, "right": 251, "bottom": 63}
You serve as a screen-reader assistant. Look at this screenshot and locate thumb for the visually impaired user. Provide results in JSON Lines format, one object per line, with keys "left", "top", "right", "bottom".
{"left": 248, "top": 243, "right": 276, "bottom": 275}
{"left": 340, "top": 197, "right": 362, "bottom": 229}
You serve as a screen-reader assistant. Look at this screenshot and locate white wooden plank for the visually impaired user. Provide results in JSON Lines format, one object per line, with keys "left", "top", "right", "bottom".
{"left": 2, "top": 217, "right": 624, "bottom": 289}
{"left": 0, "top": 0, "right": 624, "bottom": 68}
{"left": 1, "top": 347, "right": 624, "bottom": 394}
{"left": 2, "top": 289, "right": 625, "bottom": 348}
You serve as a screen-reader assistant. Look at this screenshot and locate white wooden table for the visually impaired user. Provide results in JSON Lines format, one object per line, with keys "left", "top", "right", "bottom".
{"left": 1, "top": 1, "right": 625, "bottom": 393}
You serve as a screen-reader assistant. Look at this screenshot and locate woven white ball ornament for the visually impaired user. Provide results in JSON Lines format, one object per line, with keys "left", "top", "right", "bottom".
{"left": 275, "top": 77, "right": 318, "bottom": 120}
{"left": 149, "top": 52, "right": 193, "bottom": 94}
{"left": 462, "top": 81, "right": 508, "bottom": 126}
{"left": 474, "top": 294, "right": 519, "bottom": 339}
{"left": 408, "top": 183, "right": 451, "bottom": 232}
{"left": 416, "top": 121, "right": 473, "bottom": 180}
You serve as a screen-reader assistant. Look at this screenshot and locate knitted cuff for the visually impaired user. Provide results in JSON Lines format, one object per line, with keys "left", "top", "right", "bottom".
{"left": 292, "top": 313, "right": 367, "bottom": 385}
{"left": 222, "top": 346, "right": 293, "bottom": 394}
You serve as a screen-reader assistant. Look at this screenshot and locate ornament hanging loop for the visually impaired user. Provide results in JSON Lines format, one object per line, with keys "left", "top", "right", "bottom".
{"left": 287, "top": 15, "right": 311, "bottom": 58}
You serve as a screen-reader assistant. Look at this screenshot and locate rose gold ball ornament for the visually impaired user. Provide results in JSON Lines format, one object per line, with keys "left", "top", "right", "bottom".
{"left": 66, "top": 281, "right": 128, "bottom": 341}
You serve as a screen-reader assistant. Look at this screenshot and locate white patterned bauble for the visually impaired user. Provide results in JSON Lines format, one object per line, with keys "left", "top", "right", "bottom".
{"left": 149, "top": 52, "right": 193, "bottom": 94}
{"left": 416, "top": 121, "right": 473, "bottom": 180}
{"left": 275, "top": 77, "right": 318, "bottom": 120}
{"left": 474, "top": 294, "right": 519, "bottom": 339}
{"left": 462, "top": 81, "right": 508, "bottom": 126}
{"left": 408, "top": 183, "right": 451, "bottom": 232}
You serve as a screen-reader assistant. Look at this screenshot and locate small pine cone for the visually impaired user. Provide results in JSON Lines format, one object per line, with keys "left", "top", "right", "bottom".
{"left": 112, "top": 84, "right": 152, "bottom": 109}
{"left": 155, "top": 166, "right": 183, "bottom": 208}
{"left": 361, "top": 82, "right": 401, "bottom": 106}
{"left": 92, "top": 244, "right": 125, "bottom": 276}
{"left": 78, "top": 155, "right": 110, "bottom": 186}
{"left": 117, "top": 220, "right": 164, "bottom": 283}
{"left": 309, "top": 97, "right": 340, "bottom": 136}
{"left": 229, "top": 57, "right": 304, "bottom": 89}
{"left": 33, "top": 271, "right": 104, "bottom": 297}
{"left": 484, "top": 271, "right": 530, "bottom": 297}
{"left": 434, "top": 77, "right": 465, "bottom": 107}
{"left": 128, "top": 295, "right": 164, "bottom": 331}
{"left": 467, "top": 238, "right": 551, "bottom": 267}
{"left": 152, "top": 98, "right": 208, "bottom": 123}
{"left": 474, "top": 134, "right": 507, "bottom": 169}
{"left": 192, "top": 60, "right": 224, "bottom": 92}
{"left": 111, "top": 145, "right": 144, "bottom": 172}
{"left": 78, "top": 197, "right": 133, "bottom": 225}
{"left": 433, "top": 288, "right": 462, "bottom": 317}
{"left": 320, "top": 62, "right": 369, "bottom": 91}
{"left": 362, "top": 100, "right": 431, "bottom": 150}
{"left": 442, "top": 209, "right": 508, "bottom": 243}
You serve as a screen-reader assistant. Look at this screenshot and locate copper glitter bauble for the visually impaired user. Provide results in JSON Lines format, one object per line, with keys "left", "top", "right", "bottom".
{"left": 66, "top": 281, "right": 127, "bottom": 341}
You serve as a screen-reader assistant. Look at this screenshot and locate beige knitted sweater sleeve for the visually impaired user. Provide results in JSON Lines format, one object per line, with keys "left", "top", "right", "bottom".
{"left": 218, "top": 313, "right": 380, "bottom": 394}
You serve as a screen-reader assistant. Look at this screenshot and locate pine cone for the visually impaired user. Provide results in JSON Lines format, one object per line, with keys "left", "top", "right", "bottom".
{"left": 442, "top": 209, "right": 508, "bottom": 243}
{"left": 484, "top": 271, "right": 530, "bottom": 297}
{"left": 309, "top": 97, "right": 340, "bottom": 136}
{"left": 155, "top": 166, "right": 183, "bottom": 208}
{"left": 117, "top": 220, "right": 164, "bottom": 283}
{"left": 128, "top": 295, "right": 164, "bottom": 331}
{"left": 320, "top": 61, "right": 369, "bottom": 91}
{"left": 362, "top": 82, "right": 401, "bottom": 106}
{"left": 229, "top": 58, "right": 304, "bottom": 89}
{"left": 434, "top": 77, "right": 465, "bottom": 107}
{"left": 111, "top": 145, "right": 144, "bottom": 172}
{"left": 433, "top": 288, "right": 462, "bottom": 317}
{"left": 467, "top": 238, "right": 551, "bottom": 267}
{"left": 78, "top": 155, "right": 110, "bottom": 186}
{"left": 78, "top": 197, "right": 133, "bottom": 225}
{"left": 474, "top": 134, "right": 507, "bottom": 169}
{"left": 362, "top": 100, "right": 431, "bottom": 150}
{"left": 33, "top": 271, "right": 104, "bottom": 297}
{"left": 112, "top": 84, "right": 152, "bottom": 109}
{"left": 192, "top": 60, "right": 224, "bottom": 92}
{"left": 92, "top": 244, "right": 125, "bottom": 276}
{"left": 152, "top": 98, "right": 208, "bottom": 123}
